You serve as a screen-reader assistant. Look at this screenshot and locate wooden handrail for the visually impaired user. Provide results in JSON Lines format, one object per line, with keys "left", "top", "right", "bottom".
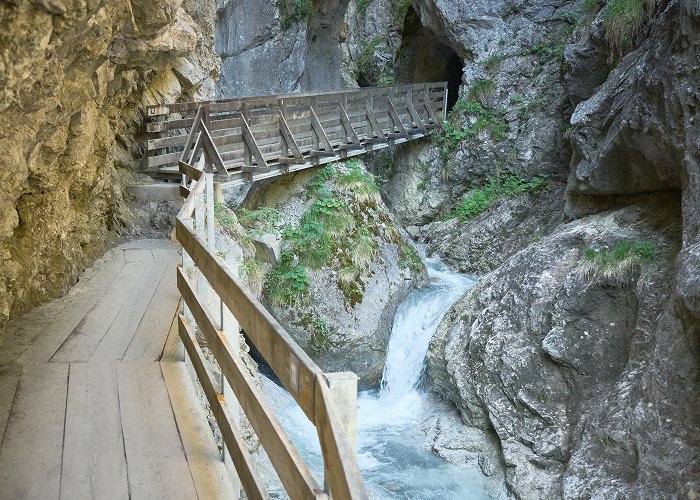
{"left": 144, "top": 83, "right": 447, "bottom": 187}
{"left": 174, "top": 118, "right": 370, "bottom": 499}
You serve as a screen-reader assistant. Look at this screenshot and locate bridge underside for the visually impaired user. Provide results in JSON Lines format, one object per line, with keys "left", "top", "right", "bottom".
{"left": 144, "top": 83, "right": 446, "bottom": 188}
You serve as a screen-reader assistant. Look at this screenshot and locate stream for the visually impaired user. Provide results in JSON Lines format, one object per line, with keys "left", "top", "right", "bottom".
{"left": 263, "top": 254, "right": 496, "bottom": 498}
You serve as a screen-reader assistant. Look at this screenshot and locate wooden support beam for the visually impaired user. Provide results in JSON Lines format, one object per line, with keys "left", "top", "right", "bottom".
{"left": 180, "top": 106, "right": 205, "bottom": 163}
{"left": 423, "top": 90, "right": 440, "bottom": 124}
{"left": 364, "top": 100, "right": 385, "bottom": 139}
{"left": 179, "top": 184, "right": 191, "bottom": 198}
{"left": 178, "top": 161, "right": 202, "bottom": 181}
{"left": 278, "top": 110, "right": 304, "bottom": 161}
{"left": 406, "top": 90, "right": 427, "bottom": 133}
{"left": 386, "top": 98, "right": 408, "bottom": 137}
{"left": 309, "top": 105, "right": 334, "bottom": 153}
{"left": 338, "top": 104, "right": 360, "bottom": 145}
{"left": 240, "top": 114, "right": 269, "bottom": 171}
{"left": 201, "top": 124, "right": 228, "bottom": 174}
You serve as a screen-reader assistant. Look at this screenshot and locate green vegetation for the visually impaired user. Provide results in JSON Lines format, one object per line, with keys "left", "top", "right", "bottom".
{"left": 602, "top": 0, "right": 647, "bottom": 53}
{"left": 266, "top": 252, "right": 311, "bottom": 307}
{"left": 579, "top": 240, "right": 656, "bottom": 283}
{"left": 533, "top": 40, "right": 566, "bottom": 66}
{"left": 214, "top": 202, "right": 238, "bottom": 228}
{"left": 240, "top": 257, "right": 264, "bottom": 296}
{"left": 484, "top": 54, "right": 505, "bottom": 76}
{"left": 467, "top": 79, "right": 495, "bottom": 105}
{"left": 399, "top": 242, "right": 423, "bottom": 274}
{"left": 453, "top": 173, "right": 548, "bottom": 221}
{"left": 237, "top": 207, "right": 283, "bottom": 235}
{"left": 356, "top": 36, "right": 394, "bottom": 86}
{"left": 357, "top": 0, "right": 373, "bottom": 15}
{"left": 266, "top": 161, "right": 396, "bottom": 309}
{"left": 393, "top": 0, "right": 413, "bottom": 25}
{"left": 436, "top": 99, "right": 509, "bottom": 160}
{"left": 308, "top": 318, "right": 334, "bottom": 354}
{"left": 281, "top": 0, "right": 313, "bottom": 30}
{"left": 583, "top": 0, "right": 598, "bottom": 13}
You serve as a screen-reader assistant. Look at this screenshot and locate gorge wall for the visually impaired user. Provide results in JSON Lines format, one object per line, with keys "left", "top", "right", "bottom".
{"left": 0, "top": 0, "right": 218, "bottom": 341}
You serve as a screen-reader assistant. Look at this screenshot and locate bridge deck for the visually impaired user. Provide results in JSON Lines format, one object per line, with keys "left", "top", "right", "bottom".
{"left": 0, "top": 240, "right": 234, "bottom": 499}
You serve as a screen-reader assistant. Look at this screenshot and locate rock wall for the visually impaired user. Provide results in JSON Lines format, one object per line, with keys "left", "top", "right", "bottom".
{"left": 0, "top": 0, "right": 218, "bottom": 340}
{"left": 426, "top": 0, "right": 700, "bottom": 497}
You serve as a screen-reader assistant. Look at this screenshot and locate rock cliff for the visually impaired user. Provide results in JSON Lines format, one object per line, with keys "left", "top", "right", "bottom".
{"left": 426, "top": 0, "right": 700, "bottom": 497}
{"left": 0, "top": 0, "right": 218, "bottom": 340}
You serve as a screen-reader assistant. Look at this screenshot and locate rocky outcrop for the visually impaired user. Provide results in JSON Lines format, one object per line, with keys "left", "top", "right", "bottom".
{"left": 238, "top": 160, "right": 426, "bottom": 388}
{"left": 428, "top": 198, "right": 700, "bottom": 498}
{"left": 425, "top": 0, "right": 700, "bottom": 496}
{"left": 0, "top": 0, "right": 218, "bottom": 340}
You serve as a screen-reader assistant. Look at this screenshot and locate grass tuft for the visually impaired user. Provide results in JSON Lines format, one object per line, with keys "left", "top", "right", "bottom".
{"left": 602, "top": 0, "right": 647, "bottom": 54}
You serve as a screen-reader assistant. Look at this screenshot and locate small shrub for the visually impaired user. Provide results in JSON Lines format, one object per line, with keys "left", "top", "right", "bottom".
{"left": 484, "top": 54, "right": 505, "bottom": 76}
{"left": 467, "top": 79, "right": 496, "bottom": 104}
{"left": 306, "top": 164, "right": 336, "bottom": 197}
{"left": 266, "top": 252, "right": 310, "bottom": 307}
{"left": 579, "top": 240, "right": 656, "bottom": 284}
{"left": 214, "top": 202, "right": 238, "bottom": 228}
{"left": 308, "top": 319, "right": 334, "bottom": 354}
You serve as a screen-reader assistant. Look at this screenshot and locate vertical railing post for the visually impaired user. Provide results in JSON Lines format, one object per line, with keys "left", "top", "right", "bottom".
{"left": 323, "top": 372, "right": 358, "bottom": 495}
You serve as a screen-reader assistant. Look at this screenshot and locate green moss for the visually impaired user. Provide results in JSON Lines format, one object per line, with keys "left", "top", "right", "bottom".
{"left": 357, "top": 0, "right": 373, "bottom": 14}
{"left": 393, "top": 0, "right": 413, "bottom": 25}
{"left": 399, "top": 242, "right": 423, "bottom": 275}
{"left": 583, "top": 0, "right": 598, "bottom": 12}
{"left": 453, "top": 173, "right": 548, "bottom": 221}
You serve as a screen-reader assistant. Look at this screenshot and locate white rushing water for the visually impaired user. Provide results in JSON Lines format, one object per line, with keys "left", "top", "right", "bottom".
{"left": 263, "top": 253, "right": 495, "bottom": 499}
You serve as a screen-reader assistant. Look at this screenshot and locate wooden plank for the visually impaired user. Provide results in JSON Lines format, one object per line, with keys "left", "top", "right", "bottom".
{"left": 338, "top": 104, "right": 360, "bottom": 145}
{"left": 179, "top": 160, "right": 202, "bottom": 181}
{"left": 180, "top": 184, "right": 191, "bottom": 198}
{"left": 387, "top": 98, "right": 408, "bottom": 136}
{"left": 314, "top": 376, "right": 369, "bottom": 500}
{"left": 0, "top": 364, "right": 19, "bottom": 445}
{"left": 0, "top": 364, "right": 69, "bottom": 499}
{"left": 309, "top": 105, "right": 334, "bottom": 153}
{"left": 365, "top": 100, "right": 385, "bottom": 138}
{"left": 124, "top": 248, "right": 155, "bottom": 262}
{"left": 161, "top": 362, "right": 239, "bottom": 500}
{"left": 180, "top": 107, "right": 204, "bottom": 161}
{"left": 89, "top": 262, "right": 168, "bottom": 361}
{"left": 147, "top": 133, "right": 188, "bottom": 150}
{"left": 147, "top": 151, "right": 182, "bottom": 168}
{"left": 50, "top": 262, "right": 149, "bottom": 363}
{"left": 176, "top": 275, "right": 320, "bottom": 499}
{"left": 176, "top": 319, "right": 270, "bottom": 500}
{"left": 240, "top": 114, "right": 269, "bottom": 170}
{"left": 278, "top": 110, "right": 303, "bottom": 160}
{"left": 60, "top": 363, "right": 128, "bottom": 500}
{"left": 117, "top": 362, "right": 198, "bottom": 499}
{"left": 175, "top": 225, "right": 321, "bottom": 419}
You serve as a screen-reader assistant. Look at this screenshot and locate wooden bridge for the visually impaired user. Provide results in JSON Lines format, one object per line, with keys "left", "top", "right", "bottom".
{"left": 144, "top": 83, "right": 447, "bottom": 187}
{"left": 0, "top": 84, "right": 446, "bottom": 499}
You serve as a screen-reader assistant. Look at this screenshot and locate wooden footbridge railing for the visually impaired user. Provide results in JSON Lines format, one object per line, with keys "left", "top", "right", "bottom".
{"left": 145, "top": 83, "right": 446, "bottom": 187}
{"left": 175, "top": 108, "right": 370, "bottom": 498}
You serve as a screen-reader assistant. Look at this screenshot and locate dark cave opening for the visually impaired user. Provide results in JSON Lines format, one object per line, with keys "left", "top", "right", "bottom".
{"left": 394, "top": 7, "right": 464, "bottom": 112}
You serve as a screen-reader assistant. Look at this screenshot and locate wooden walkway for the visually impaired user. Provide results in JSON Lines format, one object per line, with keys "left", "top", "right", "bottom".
{"left": 0, "top": 239, "right": 235, "bottom": 499}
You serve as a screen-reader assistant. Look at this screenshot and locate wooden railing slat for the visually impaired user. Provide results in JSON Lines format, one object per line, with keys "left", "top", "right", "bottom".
{"left": 177, "top": 268, "right": 321, "bottom": 499}
{"left": 177, "top": 315, "right": 271, "bottom": 500}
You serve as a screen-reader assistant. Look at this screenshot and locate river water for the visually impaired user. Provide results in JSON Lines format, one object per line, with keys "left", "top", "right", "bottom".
{"left": 263, "top": 254, "right": 495, "bottom": 498}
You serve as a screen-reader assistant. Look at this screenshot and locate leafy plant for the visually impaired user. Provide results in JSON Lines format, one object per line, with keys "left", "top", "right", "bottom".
{"left": 308, "top": 319, "right": 334, "bottom": 354}
{"left": 266, "top": 252, "right": 310, "bottom": 307}
{"left": 237, "top": 207, "right": 284, "bottom": 235}
{"left": 453, "top": 173, "right": 548, "bottom": 221}
{"left": 306, "top": 164, "right": 336, "bottom": 197}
